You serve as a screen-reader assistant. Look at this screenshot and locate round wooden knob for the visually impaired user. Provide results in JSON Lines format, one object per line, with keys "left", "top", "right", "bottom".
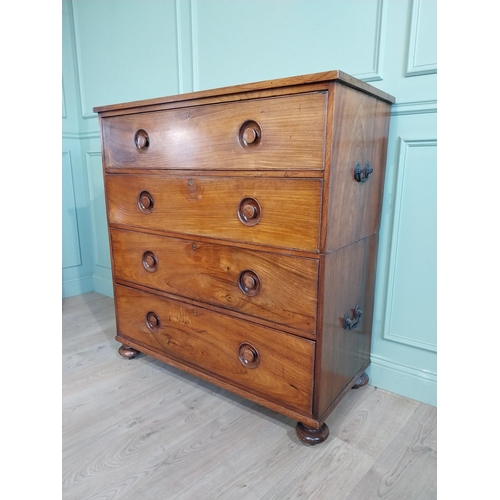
{"left": 237, "top": 197, "right": 261, "bottom": 226}
{"left": 238, "top": 270, "right": 261, "bottom": 296}
{"left": 238, "top": 343, "right": 260, "bottom": 368}
{"left": 239, "top": 120, "right": 262, "bottom": 148}
{"left": 146, "top": 311, "right": 160, "bottom": 331}
{"left": 242, "top": 203, "right": 257, "bottom": 220}
{"left": 242, "top": 347, "right": 256, "bottom": 363}
{"left": 243, "top": 275, "right": 256, "bottom": 290}
{"left": 142, "top": 251, "right": 158, "bottom": 272}
{"left": 242, "top": 127, "right": 257, "bottom": 144}
{"left": 134, "top": 129, "right": 150, "bottom": 150}
{"left": 138, "top": 191, "right": 154, "bottom": 214}
{"left": 140, "top": 195, "right": 151, "bottom": 208}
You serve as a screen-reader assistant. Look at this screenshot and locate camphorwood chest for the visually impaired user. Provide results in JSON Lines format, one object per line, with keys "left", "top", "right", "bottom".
{"left": 94, "top": 71, "right": 395, "bottom": 445}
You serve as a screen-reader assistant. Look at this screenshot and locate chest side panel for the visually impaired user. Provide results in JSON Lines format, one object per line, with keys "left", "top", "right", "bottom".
{"left": 325, "top": 83, "right": 392, "bottom": 251}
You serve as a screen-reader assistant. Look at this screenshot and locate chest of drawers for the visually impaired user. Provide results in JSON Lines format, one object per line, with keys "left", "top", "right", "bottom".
{"left": 94, "top": 71, "right": 395, "bottom": 445}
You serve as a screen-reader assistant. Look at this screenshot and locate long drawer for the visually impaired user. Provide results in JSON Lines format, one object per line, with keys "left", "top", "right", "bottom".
{"left": 111, "top": 228, "right": 318, "bottom": 335}
{"left": 114, "top": 284, "right": 315, "bottom": 414}
{"left": 101, "top": 92, "right": 327, "bottom": 171}
{"left": 106, "top": 174, "right": 322, "bottom": 252}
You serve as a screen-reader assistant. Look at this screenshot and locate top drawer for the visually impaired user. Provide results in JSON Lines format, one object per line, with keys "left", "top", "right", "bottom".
{"left": 101, "top": 92, "right": 327, "bottom": 171}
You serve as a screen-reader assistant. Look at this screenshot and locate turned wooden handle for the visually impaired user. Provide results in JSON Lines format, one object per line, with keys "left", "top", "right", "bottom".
{"left": 138, "top": 191, "right": 154, "bottom": 213}
{"left": 238, "top": 270, "right": 261, "bottom": 296}
{"left": 135, "top": 129, "right": 150, "bottom": 149}
{"left": 242, "top": 127, "right": 258, "bottom": 144}
{"left": 146, "top": 311, "right": 160, "bottom": 331}
{"left": 239, "top": 120, "right": 261, "bottom": 147}
{"left": 237, "top": 197, "right": 261, "bottom": 226}
{"left": 142, "top": 251, "right": 158, "bottom": 272}
{"left": 242, "top": 203, "right": 257, "bottom": 219}
{"left": 238, "top": 343, "right": 260, "bottom": 368}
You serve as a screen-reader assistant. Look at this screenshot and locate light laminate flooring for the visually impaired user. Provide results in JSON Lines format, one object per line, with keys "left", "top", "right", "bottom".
{"left": 62, "top": 292, "right": 437, "bottom": 499}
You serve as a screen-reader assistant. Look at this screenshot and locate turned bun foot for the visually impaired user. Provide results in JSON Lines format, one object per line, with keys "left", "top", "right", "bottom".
{"left": 295, "top": 422, "right": 330, "bottom": 446}
{"left": 352, "top": 372, "right": 369, "bottom": 389}
{"left": 118, "top": 345, "right": 140, "bottom": 359}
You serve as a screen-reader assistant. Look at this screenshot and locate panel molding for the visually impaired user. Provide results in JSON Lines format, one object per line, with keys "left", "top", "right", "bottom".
{"left": 63, "top": 274, "right": 93, "bottom": 298}
{"left": 381, "top": 138, "right": 437, "bottom": 352}
{"left": 391, "top": 100, "right": 437, "bottom": 116}
{"left": 175, "top": 0, "right": 195, "bottom": 94}
{"left": 353, "top": 0, "right": 388, "bottom": 82}
{"left": 405, "top": 0, "right": 437, "bottom": 77}
{"left": 68, "top": 0, "right": 94, "bottom": 119}
{"left": 86, "top": 151, "right": 110, "bottom": 269}
{"left": 62, "top": 151, "right": 83, "bottom": 269}
{"left": 190, "top": 0, "right": 200, "bottom": 91}
{"left": 62, "top": 78, "right": 67, "bottom": 119}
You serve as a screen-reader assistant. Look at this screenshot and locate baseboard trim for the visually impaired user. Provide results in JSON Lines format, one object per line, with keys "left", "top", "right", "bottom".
{"left": 367, "top": 354, "right": 436, "bottom": 406}
{"left": 92, "top": 275, "right": 114, "bottom": 298}
{"left": 62, "top": 276, "right": 93, "bottom": 298}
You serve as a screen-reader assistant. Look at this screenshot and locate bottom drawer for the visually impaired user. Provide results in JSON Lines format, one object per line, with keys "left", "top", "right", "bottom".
{"left": 114, "top": 284, "right": 315, "bottom": 414}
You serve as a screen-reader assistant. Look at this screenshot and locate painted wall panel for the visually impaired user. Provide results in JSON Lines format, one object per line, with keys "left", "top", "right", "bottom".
{"left": 194, "top": 0, "right": 387, "bottom": 90}
{"left": 384, "top": 139, "right": 436, "bottom": 351}
{"left": 406, "top": 0, "right": 437, "bottom": 76}
{"left": 374, "top": 0, "right": 436, "bottom": 110}
{"left": 72, "top": 0, "right": 180, "bottom": 115}
{"left": 369, "top": 110, "right": 437, "bottom": 405}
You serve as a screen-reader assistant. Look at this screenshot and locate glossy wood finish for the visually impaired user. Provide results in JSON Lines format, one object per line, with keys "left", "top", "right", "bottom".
{"left": 110, "top": 228, "right": 318, "bottom": 335}
{"left": 295, "top": 421, "right": 330, "bottom": 446}
{"left": 102, "top": 92, "right": 327, "bottom": 171}
{"left": 95, "top": 70, "right": 394, "bottom": 445}
{"left": 93, "top": 70, "right": 395, "bottom": 114}
{"left": 315, "top": 235, "right": 379, "bottom": 420}
{"left": 106, "top": 174, "right": 322, "bottom": 252}
{"left": 114, "top": 284, "right": 315, "bottom": 414}
{"left": 324, "top": 83, "right": 392, "bottom": 251}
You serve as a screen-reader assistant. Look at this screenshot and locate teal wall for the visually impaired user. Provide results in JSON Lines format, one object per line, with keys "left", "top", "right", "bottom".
{"left": 62, "top": 0, "right": 436, "bottom": 406}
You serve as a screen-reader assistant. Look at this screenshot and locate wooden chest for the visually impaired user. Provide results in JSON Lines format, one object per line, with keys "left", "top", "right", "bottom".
{"left": 94, "top": 71, "right": 395, "bottom": 445}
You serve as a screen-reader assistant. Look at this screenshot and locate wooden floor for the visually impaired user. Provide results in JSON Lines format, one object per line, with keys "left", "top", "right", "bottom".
{"left": 62, "top": 292, "right": 437, "bottom": 500}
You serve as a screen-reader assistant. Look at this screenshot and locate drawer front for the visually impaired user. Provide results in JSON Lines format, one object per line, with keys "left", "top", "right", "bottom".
{"left": 106, "top": 175, "right": 322, "bottom": 252}
{"left": 111, "top": 228, "right": 318, "bottom": 334}
{"left": 102, "top": 92, "right": 326, "bottom": 171}
{"left": 115, "top": 284, "right": 314, "bottom": 414}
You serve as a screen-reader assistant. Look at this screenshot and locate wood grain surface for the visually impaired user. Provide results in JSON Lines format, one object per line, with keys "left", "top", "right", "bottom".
{"left": 114, "top": 285, "right": 315, "bottom": 414}
{"left": 63, "top": 293, "right": 435, "bottom": 500}
{"left": 105, "top": 174, "right": 322, "bottom": 252}
{"left": 110, "top": 228, "right": 319, "bottom": 334}
{"left": 102, "top": 92, "right": 326, "bottom": 171}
